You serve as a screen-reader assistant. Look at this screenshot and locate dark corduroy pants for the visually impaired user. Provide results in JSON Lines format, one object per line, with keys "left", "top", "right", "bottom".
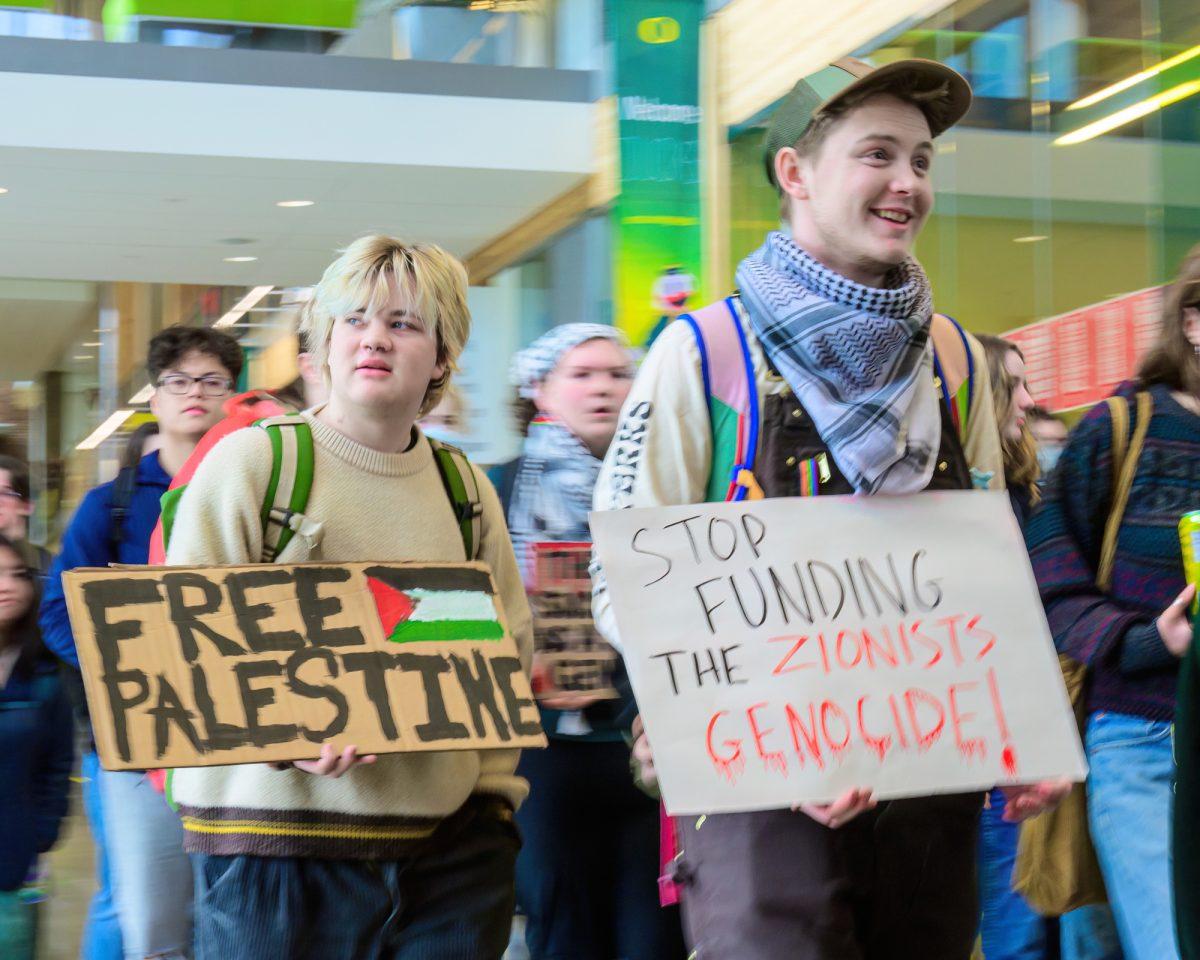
{"left": 676, "top": 792, "right": 983, "bottom": 960}
{"left": 191, "top": 797, "right": 518, "bottom": 960}
{"left": 515, "top": 738, "right": 686, "bottom": 960}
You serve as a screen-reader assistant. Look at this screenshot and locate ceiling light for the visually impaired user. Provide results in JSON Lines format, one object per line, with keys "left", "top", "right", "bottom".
{"left": 0, "top": 187, "right": 8, "bottom": 195}
{"left": 1055, "top": 79, "right": 1200, "bottom": 145}
{"left": 1014, "top": 235, "right": 1048, "bottom": 243}
{"left": 83, "top": 341, "right": 102, "bottom": 347}
{"left": 276, "top": 200, "right": 315, "bottom": 208}
{"left": 77, "top": 409, "right": 134, "bottom": 451}
{"left": 129, "top": 384, "right": 154, "bottom": 403}
{"left": 1066, "top": 42, "right": 1200, "bottom": 112}
{"left": 215, "top": 286, "right": 275, "bottom": 329}
{"left": 74, "top": 354, "right": 95, "bottom": 361}
{"left": 224, "top": 256, "right": 258, "bottom": 263}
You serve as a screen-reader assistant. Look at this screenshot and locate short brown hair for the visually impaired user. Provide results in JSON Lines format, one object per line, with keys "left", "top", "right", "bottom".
{"left": 147, "top": 324, "right": 243, "bottom": 383}
{"left": 1137, "top": 243, "right": 1200, "bottom": 396}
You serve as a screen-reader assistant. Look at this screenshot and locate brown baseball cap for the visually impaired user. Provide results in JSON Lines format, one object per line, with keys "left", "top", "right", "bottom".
{"left": 762, "top": 57, "right": 972, "bottom": 186}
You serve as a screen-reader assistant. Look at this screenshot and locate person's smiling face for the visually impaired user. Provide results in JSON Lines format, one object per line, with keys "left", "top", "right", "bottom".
{"left": 786, "top": 93, "right": 935, "bottom": 286}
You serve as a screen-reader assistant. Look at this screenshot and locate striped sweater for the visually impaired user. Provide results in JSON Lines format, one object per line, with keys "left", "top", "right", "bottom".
{"left": 165, "top": 410, "right": 534, "bottom": 859}
{"left": 1026, "top": 383, "right": 1200, "bottom": 721}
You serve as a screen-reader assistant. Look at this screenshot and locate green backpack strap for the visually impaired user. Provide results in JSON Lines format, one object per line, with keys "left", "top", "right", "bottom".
{"left": 255, "top": 415, "right": 315, "bottom": 563}
{"left": 428, "top": 437, "right": 483, "bottom": 560}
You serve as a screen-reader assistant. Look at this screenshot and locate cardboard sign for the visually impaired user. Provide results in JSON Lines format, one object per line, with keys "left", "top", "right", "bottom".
{"left": 63, "top": 562, "right": 546, "bottom": 770}
{"left": 528, "top": 542, "right": 619, "bottom": 699}
{"left": 591, "top": 492, "right": 1087, "bottom": 815}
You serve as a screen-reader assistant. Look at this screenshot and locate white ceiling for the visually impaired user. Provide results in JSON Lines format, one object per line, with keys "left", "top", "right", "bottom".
{"left": 0, "top": 146, "right": 584, "bottom": 286}
{"left": 0, "top": 52, "right": 596, "bottom": 381}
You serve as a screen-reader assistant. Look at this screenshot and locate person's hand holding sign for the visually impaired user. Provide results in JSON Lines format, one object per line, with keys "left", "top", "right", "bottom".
{"left": 631, "top": 714, "right": 657, "bottom": 790}
{"left": 793, "top": 788, "right": 877, "bottom": 829}
{"left": 275, "top": 744, "right": 377, "bottom": 778}
{"left": 1000, "top": 779, "right": 1071, "bottom": 822}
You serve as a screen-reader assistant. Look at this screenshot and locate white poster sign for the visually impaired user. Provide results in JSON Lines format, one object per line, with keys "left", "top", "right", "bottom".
{"left": 591, "top": 491, "right": 1087, "bottom": 815}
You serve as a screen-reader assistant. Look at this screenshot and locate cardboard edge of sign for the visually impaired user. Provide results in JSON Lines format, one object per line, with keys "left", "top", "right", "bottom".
{"left": 62, "top": 560, "right": 549, "bottom": 770}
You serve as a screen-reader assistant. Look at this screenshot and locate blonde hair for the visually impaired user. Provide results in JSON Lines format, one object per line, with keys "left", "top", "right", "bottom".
{"left": 977, "top": 334, "right": 1040, "bottom": 502}
{"left": 299, "top": 235, "right": 471, "bottom": 415}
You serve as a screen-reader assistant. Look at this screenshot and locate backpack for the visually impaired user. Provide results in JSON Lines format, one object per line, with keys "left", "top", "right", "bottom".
{"left": 109, "top": 421, "right": 160, "bottom": 552}
{"left": 156, "top": 414, "right": 483, "bottom": 563}
{"left": 680, "top": 296, "right": 978, "bottom": 502}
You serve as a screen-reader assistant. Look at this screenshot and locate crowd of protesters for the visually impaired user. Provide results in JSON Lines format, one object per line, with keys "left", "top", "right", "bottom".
{"left": 1, "top": 54, "right": 1198, "bottom": 960}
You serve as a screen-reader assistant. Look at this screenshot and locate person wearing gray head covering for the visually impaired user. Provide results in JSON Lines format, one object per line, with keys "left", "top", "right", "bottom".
{"left": 489, "top": 324, "right": 685, "bottom": 960}
{"left": 510, "top": 323, "right": 629, "bottom": 401}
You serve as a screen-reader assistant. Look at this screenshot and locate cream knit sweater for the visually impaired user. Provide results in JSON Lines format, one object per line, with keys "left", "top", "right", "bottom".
{"left": 166, "top": 409, "right": 533, "bottom": 859}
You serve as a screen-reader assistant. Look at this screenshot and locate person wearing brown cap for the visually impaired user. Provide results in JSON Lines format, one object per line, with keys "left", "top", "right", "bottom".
{"left": 591, "top": 58, "right": 1069, "bottom": 958}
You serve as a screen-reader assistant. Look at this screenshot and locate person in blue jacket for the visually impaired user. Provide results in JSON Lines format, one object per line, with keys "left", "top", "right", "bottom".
{"left": 0, "top": 532, "right": 73, "bottom": 960}
{"left": 40, "top": 324, "right": 241, "bottom": 960}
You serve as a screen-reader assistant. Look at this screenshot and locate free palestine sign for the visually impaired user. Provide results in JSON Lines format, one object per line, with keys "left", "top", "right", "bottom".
{"left": 591, "top": 491, "right": 1087, "bottom": 815}
{"left": 63, "top": 561, "right": 546, "bottom": 770}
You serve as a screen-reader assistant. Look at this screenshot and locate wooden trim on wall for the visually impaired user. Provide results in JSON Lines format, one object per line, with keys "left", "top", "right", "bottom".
{"left": 713, "top": 0, "right": 955, "bottom": 128}
{"left": 700, "top": 20, "right": 732, "bottom": 298}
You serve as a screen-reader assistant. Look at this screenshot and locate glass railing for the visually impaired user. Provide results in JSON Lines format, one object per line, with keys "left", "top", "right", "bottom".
{"left": 0, "top": 0, "right": 566, "bottom": 67}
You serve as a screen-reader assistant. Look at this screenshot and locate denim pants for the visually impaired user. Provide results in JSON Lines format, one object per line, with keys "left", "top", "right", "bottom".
{"left": 191, "top": 796, "right": 519, "bottom": 960}
{"left": 979, "top": 787, "right": 1124, "bottom": 960}
{"left": 81, "top": 751, "right": 123, "bottom": 960}
{"left": 979, "top": 787, "right": 1049, "bottom": 959}
{"left": 1085, "top": 711, "right": 1177, "bottom": 960}
{"left": 98, "top": 768, "right": 192, "bottom": 960}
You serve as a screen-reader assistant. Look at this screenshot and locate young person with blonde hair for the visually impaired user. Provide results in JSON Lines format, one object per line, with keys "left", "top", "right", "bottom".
{"left": 165, "top": 235, "right": 533, "bottom": 960}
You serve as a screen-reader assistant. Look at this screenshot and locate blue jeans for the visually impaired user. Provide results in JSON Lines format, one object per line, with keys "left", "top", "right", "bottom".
{"left": 1060, "top": 905, "right": 1125, "bottom": 960}
{"left": 192, "top": 797, "right": 518, "bottom": 960}
{"left": 80, "top": 751, "right": 122, "bottom": 960}
{"left": 978, "top": 789, "right": 1124, "bottom": 960}
{"left": 1085, "top": 711, "right": 1177, "bottom": 960}
{"left": 979, "top": 787, "right": 1048, "bottom": 959}
{"left": 98, "top": 768, "right": 192, "bottom": 960}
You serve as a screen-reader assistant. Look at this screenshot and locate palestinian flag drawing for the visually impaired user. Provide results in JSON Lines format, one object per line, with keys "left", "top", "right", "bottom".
{"left": 364, "top": 565, "right": 505, "bottom": 643}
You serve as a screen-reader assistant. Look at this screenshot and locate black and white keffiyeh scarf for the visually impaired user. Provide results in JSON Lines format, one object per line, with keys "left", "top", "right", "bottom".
{"left": 736, "top": 231, "right": 938, "bottom": 494}
{"left": 508, "top": 419, "right": 600, "bottom": 580}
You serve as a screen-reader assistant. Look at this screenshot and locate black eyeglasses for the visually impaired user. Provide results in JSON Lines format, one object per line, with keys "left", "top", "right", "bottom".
{"left": 156, "top": 374, "right": 233, "bottom": 398}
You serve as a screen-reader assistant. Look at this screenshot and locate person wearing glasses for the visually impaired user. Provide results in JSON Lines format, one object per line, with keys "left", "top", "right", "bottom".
{"left": 0, "top": 455, "right": 51, "bottom": 577}
{"left": 40, "top": 324, "right": 242, "bottom": 960}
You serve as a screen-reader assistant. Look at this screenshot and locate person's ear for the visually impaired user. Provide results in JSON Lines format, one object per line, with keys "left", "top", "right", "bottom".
{"left": 532, "top": 380, "right": 555, "bottom": 418}
{"left": 297, "top": 352, "right": 322, "bottom": 386}
{"left": 774, "top": 147, "right": 812, "bottom": 205}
